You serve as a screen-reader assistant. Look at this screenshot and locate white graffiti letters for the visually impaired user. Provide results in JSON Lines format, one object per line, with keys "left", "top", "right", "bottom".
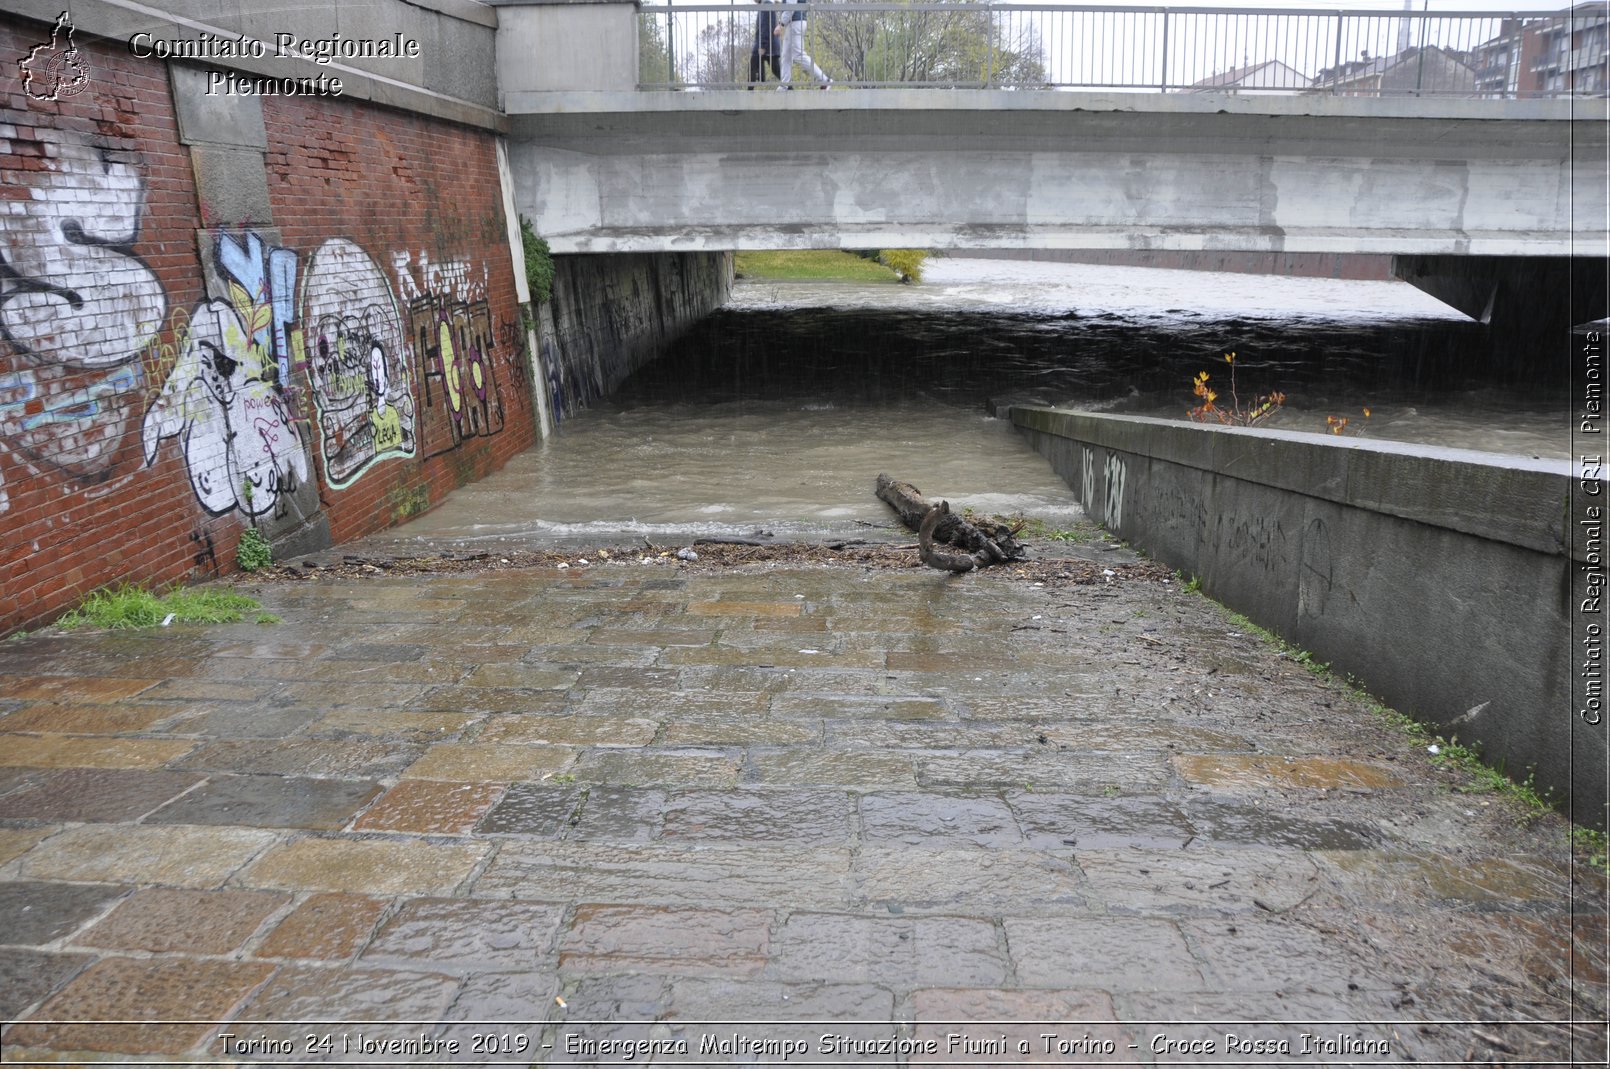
{"left": 0, "top": 137, "right": 165, "bottom": 369}
{"left": 1103, "top": 452, "right": 1126, "bottom": 529}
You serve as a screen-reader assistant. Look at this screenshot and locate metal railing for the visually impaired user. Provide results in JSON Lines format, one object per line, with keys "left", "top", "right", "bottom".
{"left": 637, "top": 3, "right": 1608, "bottom": 96}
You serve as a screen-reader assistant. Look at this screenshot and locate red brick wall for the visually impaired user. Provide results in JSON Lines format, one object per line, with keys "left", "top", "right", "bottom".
{"left": 0, "top": 14, "right": 535, "bottom": 635}
{"left": 257, "top": 95, "right": 536, "bottom": 547}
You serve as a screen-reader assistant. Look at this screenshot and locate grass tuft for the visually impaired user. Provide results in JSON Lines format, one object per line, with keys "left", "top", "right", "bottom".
{"left": 735, "top": 250, "right": 905, "bottom": 283}
{"left": 56, "top": 584, "right": 265, "bottom": 631}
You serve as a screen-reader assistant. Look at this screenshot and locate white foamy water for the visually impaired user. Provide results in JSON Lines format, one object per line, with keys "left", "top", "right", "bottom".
{"left": 733, "top": 256, "right": 1471, "bottom": 322}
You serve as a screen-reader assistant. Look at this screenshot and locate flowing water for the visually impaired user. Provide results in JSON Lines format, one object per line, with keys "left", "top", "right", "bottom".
{"left": 370, "top": 258, "right": 1572, "bottom": 550}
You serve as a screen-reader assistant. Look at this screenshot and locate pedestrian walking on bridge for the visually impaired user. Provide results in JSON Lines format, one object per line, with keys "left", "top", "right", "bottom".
{"left": 749, "top": 0, "right": 781, "bottom": 87}
{"left": 776, "top": 0, "right": 830, "bottom": 89}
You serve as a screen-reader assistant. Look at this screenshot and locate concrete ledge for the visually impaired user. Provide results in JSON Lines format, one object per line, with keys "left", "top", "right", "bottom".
{"left": 1012, "top": 410, "right": 1573, "bottom": 557}
{"left": 1010, "top": 406, "right": 1605, "bottom": 826}
{"left": 506, "top": 88, "right": 1605, "bottom": 124}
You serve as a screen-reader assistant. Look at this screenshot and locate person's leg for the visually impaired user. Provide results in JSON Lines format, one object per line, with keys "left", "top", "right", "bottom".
{"left": 778, "top": 22, "right": 799, "bottom": 86}
{"left": 749, "top": 47, "right": 763, "bottom": 87}
{"left": 797, "top": 45, "right": 829, "bottom": 85}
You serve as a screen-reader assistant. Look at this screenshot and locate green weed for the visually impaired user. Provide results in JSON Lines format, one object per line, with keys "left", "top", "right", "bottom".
{"left": 56, "top": 584, "right": 264, "bottom": 631}
{"left": 519, "top": 215, "right": 555, "bottom": 304}
{"left": 236, "top": 528, "right": 273, "bottom": 572}
{"left": 1571, "top": 826, "right": 1609, "bottom": 873}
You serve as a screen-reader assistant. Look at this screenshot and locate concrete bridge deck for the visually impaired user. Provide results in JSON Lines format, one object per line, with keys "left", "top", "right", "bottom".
{"left": 0, "top": 540, "right": 1602, "bottom": 1063}
{"left": 507, "top": 91, "right": 1608, "bottom": 257}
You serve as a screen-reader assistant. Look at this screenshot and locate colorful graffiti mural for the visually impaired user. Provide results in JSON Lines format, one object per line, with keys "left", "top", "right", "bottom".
{"left": 393, "top": 251, "right": 503, "bottom": 459}
{"left": 302, "top": 239, "right": 416, "bottom": 488}
{"left": 141, "top": 294, "right": 307, "bottom": 517}
{"left": 0, "top": 134, "right": 163, "bottom": 495}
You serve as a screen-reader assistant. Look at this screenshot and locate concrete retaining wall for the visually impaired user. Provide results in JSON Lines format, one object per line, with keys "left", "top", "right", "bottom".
{"left": 535, "top": 252, "right": 733, "bottom": 427}
{"left": 1012, "top": 406, "right": 1606, "bottom": 826}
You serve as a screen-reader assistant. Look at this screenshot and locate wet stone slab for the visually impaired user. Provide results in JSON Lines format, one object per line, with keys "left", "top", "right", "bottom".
{"left": 174, "top": 739, "right": 420, "bottom": 779}
{"left": 767, "top": 913, "right": 1009, "bottom": 987}
{"left": 477, "top": 783, "right": 585, "bottom": 837}
{"left": 145, "top": 774, "right": 383, "bottom": 830}
{"left": 860, "top": 792, "right": 1022, "bottom": 847}
{"left": 1005, "top": 916, "right": 1205, "bottom": 991}
{"left": 6, "top": 956, "right": 277, "bottom": 1054}
{"left": 1005, "top": 792, "right": 1196, "bottom": 850}
{"left": 659, "top": 789, "right": 854, "bottom": 844}
{"left": 474, "top": 713, "right": 657, "bottom": 747}
{"left": 853, "top": 848, "right": 1086, "bottom": 913}
{"left": 909, "top": 989, "right": 1139, "bottom": 1067}
{"left": 1174, "top": 753, "right": 1408, "bottom": 791}
{"left": 569, "top": 787, "right": 670, "bottom": 842}
{"left": 1077, "top": 849, "right": 1324, "bottom": 916}
{"left": 256, "top": 892, "right": 389, "bottom": 961}
{"left": 571, "top": 749, "right": 742, "bottom": 788}
{"left": 0, "top": 881, "right": 127, "bottom": 945}
{"left": 19, "top": 825, "right": 278, "bottom": 888}
{"left": 0, "top": 559, "right": 1595, "bottom": 1053}
{"left": 229, "top": 964, "right": 463, "bottom": 1053}
{"left": 0, "top": 767, "right": 203, "bottom": 823}
{"left": 361, "top": 898, "right": 566, "bottom": 973}
{"left": 558, "top": 905, "right": 772, "bottom": 977}
{"left": 353, "top": 781, "right": 504, "bottom": 835}
{"left": 71, "top": 887, "right": 287, "bottom": 954}
{"left": 0, "top": 702, "right": 181, "bottom": 734}
{"left": 0, "top": 948, "right": 95, "bottom": 1021}
{"left": 471, "top": 842, "right": 855, "bottom": 909}
{"left": 242, "top": 836, "right": 489, "bottom": 896}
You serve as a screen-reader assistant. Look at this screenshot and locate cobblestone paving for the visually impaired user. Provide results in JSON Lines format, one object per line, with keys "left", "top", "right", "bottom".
{"left": 0, "top": 563, "right": 1604, "bottom": 1066}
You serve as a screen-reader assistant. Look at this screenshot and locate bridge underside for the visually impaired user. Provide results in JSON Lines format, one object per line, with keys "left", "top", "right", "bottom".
{"left": 507, "top": 92, "right": 1606, "bottom": 258}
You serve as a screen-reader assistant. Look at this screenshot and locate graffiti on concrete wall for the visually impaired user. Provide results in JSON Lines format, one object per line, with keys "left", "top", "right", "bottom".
{"left": 1103, "top": 452, "right": 1127, "bottom": 529}
{"left": 393, "top": 252, "right": 503, "bottom": 459}
{"left": 302, "top": 239, "right": 416, "bottom": 488}
{"left": 0, "top": 135, "right": 166, "bottom": 505}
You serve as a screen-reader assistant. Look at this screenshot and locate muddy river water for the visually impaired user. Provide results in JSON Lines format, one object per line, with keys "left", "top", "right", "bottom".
{"left": 370, "top": 258, "right": 1572, "bottom": 549}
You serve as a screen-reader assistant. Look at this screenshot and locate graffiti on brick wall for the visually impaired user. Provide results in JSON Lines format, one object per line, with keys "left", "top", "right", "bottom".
{"left": 141, "top": 289, "right": 308, "bottom": 517}
{"left": 302, "top": 239, "right": 416, "bottom": 488}
{"left": 216, "top": 231, "right": 299, "bottom": 393}
{"left": 393, "top": 252, "right": 503, "bottom": 459}
{"left": 0, "top": 135, "right": 165, "bottom": 503}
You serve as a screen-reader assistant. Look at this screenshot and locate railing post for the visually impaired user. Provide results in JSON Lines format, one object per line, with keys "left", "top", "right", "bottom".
{"left": 1332, "top": 11, "right": 1344, "bottom": 93}
{"left": 1160, "top": 10, "right": 1170, "bottom": 91}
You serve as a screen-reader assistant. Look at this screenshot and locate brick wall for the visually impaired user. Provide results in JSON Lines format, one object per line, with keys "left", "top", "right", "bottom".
{"left": 0, "top": 13, "right": 536, "bottom": 635}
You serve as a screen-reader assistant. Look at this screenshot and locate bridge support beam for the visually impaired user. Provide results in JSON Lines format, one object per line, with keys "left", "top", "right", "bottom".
{"left": 1393, "top": 254, "right": 1609, "bottom": 376}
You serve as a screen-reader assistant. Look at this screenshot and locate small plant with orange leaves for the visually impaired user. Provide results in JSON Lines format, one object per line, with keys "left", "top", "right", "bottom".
{"left": 1188, "top": 352, "right": 1285, "bottom": 427}
{"left": 1325, "top": 407, "right": 1373, "bottom": 436}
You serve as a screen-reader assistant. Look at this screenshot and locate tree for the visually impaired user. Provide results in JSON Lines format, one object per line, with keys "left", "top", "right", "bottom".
{"left": 809, "top": 0, "right": 1046, "bottom": 87}
{"left": 640, "top": 11, "right": 679, "bottom": 86}
{"left": 689, "top": 19, "right": 751, "bottom": 87}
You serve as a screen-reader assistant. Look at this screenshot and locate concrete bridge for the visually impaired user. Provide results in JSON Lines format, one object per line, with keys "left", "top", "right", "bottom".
{"left": 504, "top": 88, "right": 1605, "bottom": 259}
{"left": 496, "top": 2, "right": 1608, "bottom": 261}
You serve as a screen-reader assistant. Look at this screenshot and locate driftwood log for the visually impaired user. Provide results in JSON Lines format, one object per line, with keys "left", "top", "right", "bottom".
{"left": 875, "top": 473, "right": 1025, "bottom": 573}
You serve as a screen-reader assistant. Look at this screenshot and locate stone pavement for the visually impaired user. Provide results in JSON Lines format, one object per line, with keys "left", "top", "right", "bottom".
{"left": 0, "top": 559, "right": 1605, "bottom": 1066}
